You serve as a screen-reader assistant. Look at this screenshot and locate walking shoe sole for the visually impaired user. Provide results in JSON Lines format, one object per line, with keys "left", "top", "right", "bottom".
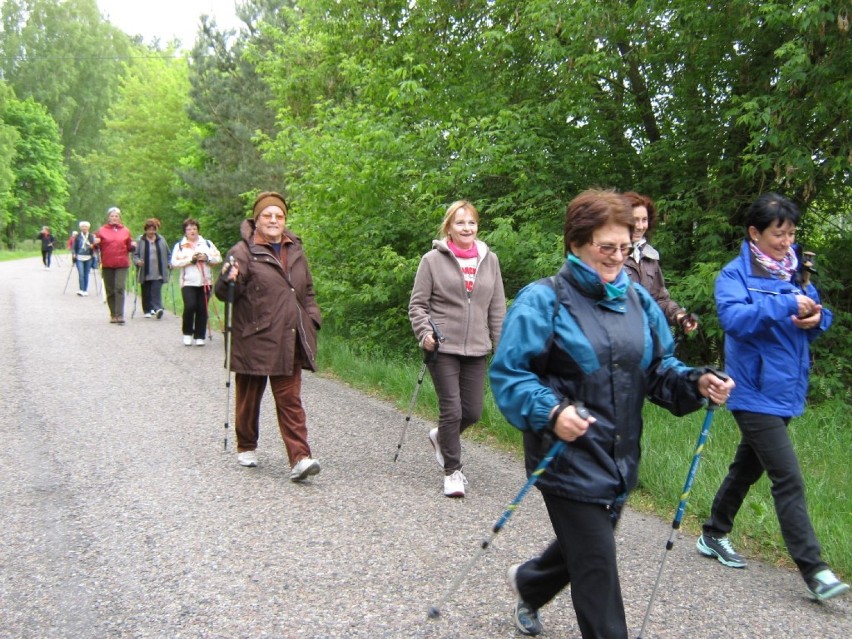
{"left": 696, "top": 536, "right": 747, "bottom": 568}
{"left": 807, "top": 581, "right": 850, "bottom": 602}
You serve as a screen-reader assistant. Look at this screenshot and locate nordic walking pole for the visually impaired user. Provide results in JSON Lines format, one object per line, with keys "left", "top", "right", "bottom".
{"left": 63, "top": 259, "right": 75, "bottom": 294}
{"left": 92, "top": 262, "right": 100, "bottom": 297}
{"left": 223, "top": 256, "right": 236, "bottom": 450}
{"left": 636, "top": 370, "right": 729, "bottom": 639}
{"left": 428, "top": 404, "right": 590, "bottom": 620}
{"left": 131, "top": 265, "right": 139, "bottom": 319}
{"left": 394, "top": 319, "right": 444, "bottom": 462}
{"left": 169, "top": 273, "right": 177, "bottom": 315}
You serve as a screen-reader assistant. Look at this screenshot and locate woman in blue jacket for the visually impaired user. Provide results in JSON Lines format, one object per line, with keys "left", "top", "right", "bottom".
{"left": 490, "top": 189, "right": 733, "bottom": 638}
{"left": 696, "top": 192, "right": 848, "bottom": 602}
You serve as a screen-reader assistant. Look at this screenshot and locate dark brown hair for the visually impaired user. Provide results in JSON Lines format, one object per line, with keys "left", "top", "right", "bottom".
{"left": 563, "top": 189, "right": 634, "bottom": 254}
{"left": 182, "top": 218, "right": 200, "bottom": 233}
{"left": 623, "top": 191, "right": 657, "bottom": 238}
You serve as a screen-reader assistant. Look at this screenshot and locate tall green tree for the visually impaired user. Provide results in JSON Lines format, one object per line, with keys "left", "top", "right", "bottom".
{"left": 180, "top": 3, "right": 288, "bottom": 249}
{"left": 0, "top": 94, "right": 70, "bottom": 246}
{"left": 0, "top": 0, "right": 131, "bottom": 218}
{"left": 0, "top": 81, "right": 21, "bottom": 239}
{"left": 80, "top": 48, "right": 194, "bottom": 241}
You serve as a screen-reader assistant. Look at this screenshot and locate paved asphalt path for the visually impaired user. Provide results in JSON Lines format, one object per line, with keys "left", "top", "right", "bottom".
{"left": 1, "top": 256, "right": 849, "bottom": 638}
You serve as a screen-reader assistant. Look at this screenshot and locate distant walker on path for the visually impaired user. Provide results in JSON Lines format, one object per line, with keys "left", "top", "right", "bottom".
{"left": 93, "top": 207, "right": 136, "bottom": 325}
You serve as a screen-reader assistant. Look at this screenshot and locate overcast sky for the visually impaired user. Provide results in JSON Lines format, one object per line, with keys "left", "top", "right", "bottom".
{"left": 96, "top": 0, "right": 243, "bottom": 49}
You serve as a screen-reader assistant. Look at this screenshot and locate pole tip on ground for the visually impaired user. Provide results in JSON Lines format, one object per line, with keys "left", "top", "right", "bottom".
{"left": 427, "top": 606, "right": 441, "bottom": 619}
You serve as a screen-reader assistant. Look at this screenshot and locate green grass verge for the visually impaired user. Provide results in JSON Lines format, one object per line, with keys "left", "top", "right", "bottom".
{"left": 0, "top": 249, "right": 42, "bottom": 262}
{"left": 317, "top": 331, "right": 850, "bottom": 580}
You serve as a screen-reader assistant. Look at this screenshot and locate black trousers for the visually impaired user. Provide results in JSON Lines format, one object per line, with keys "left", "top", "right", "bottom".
{"left": 702, "top": 410, "right": 825, "bottom": 580}
{"left": 181, "top": 285, "right": 209, "bottom": 339}
{"left": 515, "top": 494, "right": 627, "bottom": 639}
{"left": 141, "top": 279, "right": 164, "bottom": 314}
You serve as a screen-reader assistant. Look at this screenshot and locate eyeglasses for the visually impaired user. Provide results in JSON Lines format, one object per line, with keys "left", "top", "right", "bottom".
{"left": 258, "top": 212, "right": 286, "bottom": 221}
{"left": 590, "top": 241, "right": 633, "bottom": 256}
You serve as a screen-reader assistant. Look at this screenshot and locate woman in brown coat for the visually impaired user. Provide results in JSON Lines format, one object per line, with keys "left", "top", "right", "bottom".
{"left": 622, "top": 191, "right": 698, "bottom": 334}
{"left": 214, "top": 192, "right": 322, "bottom": 481}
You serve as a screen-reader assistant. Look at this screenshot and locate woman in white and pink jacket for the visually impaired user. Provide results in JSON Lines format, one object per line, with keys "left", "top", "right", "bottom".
{"left": 409, "top": 200, "right": 506, "bottom": 498}
{"left": 170, "top": 218, "right": 221, "bottom": 346}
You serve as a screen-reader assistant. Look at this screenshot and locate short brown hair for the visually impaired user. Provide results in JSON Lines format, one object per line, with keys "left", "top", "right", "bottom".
{"left": 439, "top": 200, "right": 479, "bottom": 239}
{"left": 144, "top": 218, "right": 160, "bottom": 231}
{"left": 563, "top": 189, "right": 634, "bottom": 254}
{"left": 182, "top": 218, "right": 200, "bottom": 233}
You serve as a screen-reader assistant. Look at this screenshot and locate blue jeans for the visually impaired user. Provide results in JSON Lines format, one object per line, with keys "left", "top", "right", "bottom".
{"left": 702, "top": 410, "right": 826, "bottom": 580}
{"left": 76, "top": 259, "right": 92, "bottom": 292}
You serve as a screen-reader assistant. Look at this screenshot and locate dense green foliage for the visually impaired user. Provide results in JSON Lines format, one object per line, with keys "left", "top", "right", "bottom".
{"left": 0, "top": 92, "right": 70, "bottom": 244}
{"left": 0, "top": 0, "right": 849, "bottom": 396}
{"left": 0, "top": 0, "right": 132, "bottom": 222}
{"left": 79, "top": 50, "right": 195, "bottom": 243}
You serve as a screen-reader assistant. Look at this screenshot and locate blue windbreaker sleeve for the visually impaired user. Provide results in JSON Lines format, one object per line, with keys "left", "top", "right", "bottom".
{"left": 489, "top": 283, "right": 560, "bottom": 432}
{"left": 715, "top": 264, "right": 799, "bottom": 340}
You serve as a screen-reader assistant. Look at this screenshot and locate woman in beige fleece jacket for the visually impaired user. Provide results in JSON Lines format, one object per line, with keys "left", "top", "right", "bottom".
{"left": 409, "top": 200, "right": 506, "bottom": 498}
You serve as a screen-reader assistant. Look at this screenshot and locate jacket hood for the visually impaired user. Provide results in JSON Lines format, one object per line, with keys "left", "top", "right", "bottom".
{"left": 240, "top": 218, "right": 256, "bottom": 242}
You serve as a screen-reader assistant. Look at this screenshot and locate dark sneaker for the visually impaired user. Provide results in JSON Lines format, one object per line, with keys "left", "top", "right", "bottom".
{"left": 507, "top": 564, "right": 542, "bottom": 636}
{"left": 155, "top": 308, "right": 164, "bottom": 319}
{"left": 696, "top": 534, "right": 747, "bottom": 568}
{"left": 806, "top": 569, "right": 850, "bottom": 602}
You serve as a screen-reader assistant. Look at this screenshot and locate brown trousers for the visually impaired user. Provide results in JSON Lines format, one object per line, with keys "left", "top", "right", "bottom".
{"left": 234, "top": 368, "right": 311, "bottom": 466}
{"left": 427, "top": 352, "right": 487, "bottom": 474}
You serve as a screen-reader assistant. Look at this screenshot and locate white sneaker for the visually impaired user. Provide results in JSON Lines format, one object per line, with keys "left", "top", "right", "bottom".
{"left": 237, "top": 451, "right": 258, "bottom": 467}
{"left": 81, "top": 291, "right": 88, "bottom": 296}
{"left": 428, "top": 428, "right": 444, "bottom": 468}
{"left": 144, "top": 311, "right": 154, "bottom": 318}
{"left": 290, "top": 457, "right": 321, "bottom": 481}
{"left": 443, "top": 470, "right": 467, "bottom": 497}
{"left": 77, "top": 291, "right": 85, "bottom": 296}
{"left": 194, "top": 338, "right": 205, "bottom": 346}
{"left": 183, "top": 335, "right": 193, "bottom": 346}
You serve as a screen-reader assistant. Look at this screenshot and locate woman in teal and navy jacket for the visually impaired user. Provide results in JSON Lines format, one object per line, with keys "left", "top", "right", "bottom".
{"left": 696, "top": 192, "right": 848, "bottom": 603}
{"left": 489, "top": 189, "right": 733, "bottom": 639}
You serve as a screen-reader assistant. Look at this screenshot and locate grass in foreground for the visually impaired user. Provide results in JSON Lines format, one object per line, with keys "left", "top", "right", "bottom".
{"left": 317, "top": 332, "right": 850, "bottom": 580}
